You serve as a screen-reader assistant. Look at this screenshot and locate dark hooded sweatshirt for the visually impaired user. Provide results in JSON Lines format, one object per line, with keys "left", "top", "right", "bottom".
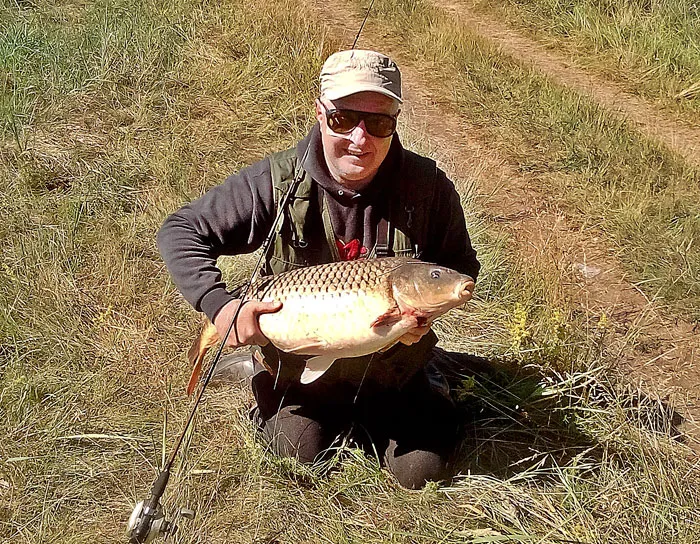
{"left": 157, "top": 124, "right": 480, "bottom": 326}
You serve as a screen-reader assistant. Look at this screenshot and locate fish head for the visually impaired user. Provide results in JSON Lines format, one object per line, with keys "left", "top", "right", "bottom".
{"left": 390, "top": 262, "right": 474, "bottom": 318}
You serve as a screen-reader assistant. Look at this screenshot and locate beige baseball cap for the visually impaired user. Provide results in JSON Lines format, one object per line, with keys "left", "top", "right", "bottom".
{"left": 319, "top": 49, "right": 403, "bottom": 103}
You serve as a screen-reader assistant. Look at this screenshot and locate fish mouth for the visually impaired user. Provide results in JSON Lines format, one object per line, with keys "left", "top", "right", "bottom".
{"left": 456, "top": 279, "right": 474, "bottom": 301}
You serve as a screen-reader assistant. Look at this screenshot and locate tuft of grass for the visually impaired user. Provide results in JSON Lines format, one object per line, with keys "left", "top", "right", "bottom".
{"left": 0, "top": 0, "right": 194, "bottom": 142}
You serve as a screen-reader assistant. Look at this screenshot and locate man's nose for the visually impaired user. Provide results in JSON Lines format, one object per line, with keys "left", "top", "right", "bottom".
{"left": 348, "top": 120, "right": 369, "bottom": 145}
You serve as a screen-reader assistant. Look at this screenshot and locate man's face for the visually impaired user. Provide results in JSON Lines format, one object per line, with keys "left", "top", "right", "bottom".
{"left": 316, "top": 91, "right": 400, "bottom": 191}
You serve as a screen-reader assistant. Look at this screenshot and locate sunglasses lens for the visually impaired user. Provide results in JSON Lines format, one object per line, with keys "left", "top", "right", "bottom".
{"left": 327, "top": 111, "right": 360, "bottom": 134}
{"left": 365, "top": 114, "right": 396, "bottom": 138}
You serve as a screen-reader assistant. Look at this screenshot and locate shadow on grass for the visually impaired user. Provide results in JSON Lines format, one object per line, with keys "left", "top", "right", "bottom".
{"left": 431, "top": 349, "right": 686, "bottom": 478}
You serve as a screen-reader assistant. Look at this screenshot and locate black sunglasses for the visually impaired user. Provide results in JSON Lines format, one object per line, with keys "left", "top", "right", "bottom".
{"left": 321, "top": 103, "right": 398, "bottom": 138}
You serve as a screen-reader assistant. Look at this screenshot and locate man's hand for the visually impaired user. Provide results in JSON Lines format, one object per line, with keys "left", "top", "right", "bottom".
{"left": 213, "top": 299, "right": 282, "bottom": 348}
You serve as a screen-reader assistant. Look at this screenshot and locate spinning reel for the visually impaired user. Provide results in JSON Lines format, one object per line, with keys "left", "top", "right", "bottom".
{"left": 126, "top": 470, "right": 196, "bottom": 543}
{"left": 127, "top": 500, "right": 195, "bottom": 543}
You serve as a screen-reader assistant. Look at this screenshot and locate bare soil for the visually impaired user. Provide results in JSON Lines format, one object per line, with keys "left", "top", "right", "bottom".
{"left": 309, "top": 0, "right": 700, "bottom": 449}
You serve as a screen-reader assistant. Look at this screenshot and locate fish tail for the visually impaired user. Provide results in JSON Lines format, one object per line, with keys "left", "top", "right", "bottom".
{"left": 186, "top": 320, "right": 220, "bottom": 396}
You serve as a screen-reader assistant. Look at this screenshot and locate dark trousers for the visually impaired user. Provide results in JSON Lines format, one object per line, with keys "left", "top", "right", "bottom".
{"left": 251, "top": 367, "right": 460, "bottom": 489}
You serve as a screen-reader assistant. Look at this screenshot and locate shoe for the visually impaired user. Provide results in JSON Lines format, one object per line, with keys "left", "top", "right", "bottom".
{"left": 211, "top": 351, "right": 256, "bottom": 386}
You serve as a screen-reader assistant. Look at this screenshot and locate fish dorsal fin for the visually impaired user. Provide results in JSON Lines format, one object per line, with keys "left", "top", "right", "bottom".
{"left": 300, "top": 355, "right": 337, "bottom": 384}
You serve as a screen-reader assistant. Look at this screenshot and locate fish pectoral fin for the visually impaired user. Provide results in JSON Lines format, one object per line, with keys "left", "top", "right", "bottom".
{"left": 300, "top": 355, "right": 337, "bottom": 384}
{"left": 370, "top": 305, "right": 402, "bottom": 328}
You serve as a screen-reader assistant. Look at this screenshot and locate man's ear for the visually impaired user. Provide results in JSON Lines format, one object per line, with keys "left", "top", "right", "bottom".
{"left": 315, "top": 99, "right": 324, "bottom": 124}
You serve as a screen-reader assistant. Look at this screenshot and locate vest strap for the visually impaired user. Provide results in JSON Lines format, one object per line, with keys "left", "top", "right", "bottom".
{"left": 375, "top": 217, "right": 393, "bottom": 258}
{"left": 320, "top": 191, "right": 342, "bottom": 261}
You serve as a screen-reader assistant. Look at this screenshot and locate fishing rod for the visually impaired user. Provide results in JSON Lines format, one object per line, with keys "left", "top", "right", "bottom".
{"left": 126, "top": 149, "right": 309, "bottom": 543}
{"left": 126, "top": 2, "right": 376, "bottom": 541}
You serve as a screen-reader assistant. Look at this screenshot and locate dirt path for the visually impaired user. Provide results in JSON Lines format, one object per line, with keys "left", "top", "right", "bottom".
{"left": 309, "top": 0, "right": 700, "bottom": 449}
{"left": 440, "top": 0, "right": 700, "bottom": 170}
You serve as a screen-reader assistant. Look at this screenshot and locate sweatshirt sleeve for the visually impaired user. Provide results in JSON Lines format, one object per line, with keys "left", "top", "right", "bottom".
{"left": 156, "top": 157, "right": 275, "bottom": 321}
{"left": 425, "top": 168, "right": 481, "bottom": 282}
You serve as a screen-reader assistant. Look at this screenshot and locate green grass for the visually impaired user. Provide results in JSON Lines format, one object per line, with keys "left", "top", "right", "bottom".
{"left": 0, "top": 0, "right": 192, "bottom": 142}
{"left": 361, "top": 0, "right": 700, "bottom": 320}
{"left": 470, "top": 0, "right": 700, "bottom": 118}
{"left": 2, "top": 0, "right": 700, "bottom": 542}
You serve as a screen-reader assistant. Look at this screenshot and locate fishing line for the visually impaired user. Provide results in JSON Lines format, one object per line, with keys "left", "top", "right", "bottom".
{"left": 352, "top": 0, "right": 376, "bottom": 50}
{"left": 353, "top": 352, "right": 376, "bottom": 404}
{"left": 269, "top": 384, "right": 292, "bottom": 456}
{"left": 272, "top": 348, "right": 283, "bottom": 390}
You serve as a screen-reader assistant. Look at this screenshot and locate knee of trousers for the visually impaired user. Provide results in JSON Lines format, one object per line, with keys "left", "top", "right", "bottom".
{"left": 260, "top": 405, "right": 334, "bottom": 464}
{"left": 384, "top": 442, "right": 452, "bottom": 490}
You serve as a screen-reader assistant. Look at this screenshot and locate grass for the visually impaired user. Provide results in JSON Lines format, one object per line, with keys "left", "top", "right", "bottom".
{"left": 468, "top": 0, "right": 700, "bottom": 120}
{"left": 0, "top": 0, "right": 331, "bottom": 540}
{"left": 360, "top": 0, "right": 700, "bottom": 320}
{"left": 1, "top": 0, "right": 700, "bottom": 542}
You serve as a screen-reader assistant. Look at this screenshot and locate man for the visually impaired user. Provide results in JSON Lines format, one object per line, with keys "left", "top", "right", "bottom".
{"left": 157, "top": 50, "right": 480, "bottom": 489}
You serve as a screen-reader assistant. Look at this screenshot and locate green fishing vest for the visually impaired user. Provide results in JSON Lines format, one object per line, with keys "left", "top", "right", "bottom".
{"left": 262, "top": 146, "right": 438, "bottom": 276}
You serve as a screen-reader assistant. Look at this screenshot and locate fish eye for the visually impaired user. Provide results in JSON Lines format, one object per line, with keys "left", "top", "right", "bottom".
{"left": 430, "top": 270, "right": 441, "bottom": 279}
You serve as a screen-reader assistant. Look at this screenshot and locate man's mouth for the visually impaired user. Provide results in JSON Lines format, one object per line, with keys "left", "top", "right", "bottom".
{"left": 346, "top": 148, "right": 370, "bottom": 158}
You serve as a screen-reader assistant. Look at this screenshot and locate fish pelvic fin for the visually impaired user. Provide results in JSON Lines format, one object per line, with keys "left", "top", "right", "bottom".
{"left": 186, "top": 320, "right": 220, "bottom": 396}
{"left": 300, "top": 355, "right": 337, "bottom": 384}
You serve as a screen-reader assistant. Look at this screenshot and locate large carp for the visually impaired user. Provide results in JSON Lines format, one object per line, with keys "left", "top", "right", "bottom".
{"left": 187, "top": 257, "right": 474, "bottom": 392}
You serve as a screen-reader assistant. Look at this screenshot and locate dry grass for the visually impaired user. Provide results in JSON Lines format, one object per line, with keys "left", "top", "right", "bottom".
{"left": 2, "top": 0, "right": 700, "bottom": 542}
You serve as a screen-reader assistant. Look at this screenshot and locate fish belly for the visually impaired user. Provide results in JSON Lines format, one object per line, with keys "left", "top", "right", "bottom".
{"left": 258, "top": 289, "right": 407, "bottom": 358}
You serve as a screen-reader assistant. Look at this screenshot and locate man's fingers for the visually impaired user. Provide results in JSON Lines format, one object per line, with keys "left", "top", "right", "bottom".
{"left": 251, "top": 300, "right": 283, "bottom": 314}
{"left": 212, "top": 299, "right": 280, "bottom": 348}
{"left": 243, "top": 301, "right": 281, "bottom": 345}
{"left": 217, "top": 299, "right": 283, "bottom": 347}
{"left": 463, "top": 281, "right": 475, "bottom": 301}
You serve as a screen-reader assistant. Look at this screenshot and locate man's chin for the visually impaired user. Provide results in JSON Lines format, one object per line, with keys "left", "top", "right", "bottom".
{"left": 340, "top": 158, "right": 375, "bottom": 175}
{"left": 342, "top": 167, "right": 367, "bottom": 177}
{"left": 338, "top": 167, "right": 375, "bottom": 186}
